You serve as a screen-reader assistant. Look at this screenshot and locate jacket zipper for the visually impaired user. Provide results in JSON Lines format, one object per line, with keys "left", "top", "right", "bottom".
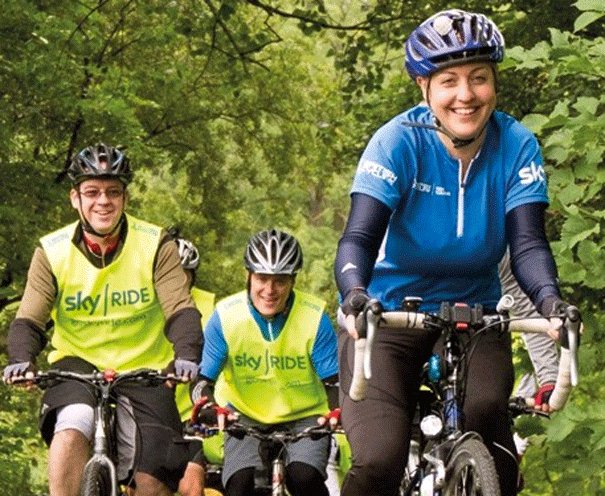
{"left": 457, "top": 159, "right": 474, "bottom": 238}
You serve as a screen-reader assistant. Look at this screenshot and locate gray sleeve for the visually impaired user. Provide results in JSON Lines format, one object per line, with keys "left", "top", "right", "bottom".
{"left": 499, "top": 250, "right": 558, "bottom": 386}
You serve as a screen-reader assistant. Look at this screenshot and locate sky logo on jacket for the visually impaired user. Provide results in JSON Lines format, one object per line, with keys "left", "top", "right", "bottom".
{"left": 63, "top": 287, "right": 152, "bottom": 315}
{"left": 518, "top": 161, "right": 546, "bottom": 185}
{"left": 234, "top": 351, "right": 309, "bottom": 375}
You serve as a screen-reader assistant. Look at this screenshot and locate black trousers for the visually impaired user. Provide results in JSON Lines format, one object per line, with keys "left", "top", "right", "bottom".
{"left": 338, "top": 324, "right": 517, "bottom": 496}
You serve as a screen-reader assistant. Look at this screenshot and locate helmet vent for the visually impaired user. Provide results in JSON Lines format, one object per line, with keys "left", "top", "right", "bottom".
{"left": 418, "top": 33, "right": 436, "bottom": 51}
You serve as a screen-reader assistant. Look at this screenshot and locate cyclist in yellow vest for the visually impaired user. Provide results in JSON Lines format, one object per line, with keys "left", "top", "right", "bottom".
{"left": 167, "top": 228, "right": 217, "bottom": 496}
{"left": 193, "top": 229, "right": 339, "bottom": 496}
{"left": 3, "top": 143, "right": 202, "bottom": 496}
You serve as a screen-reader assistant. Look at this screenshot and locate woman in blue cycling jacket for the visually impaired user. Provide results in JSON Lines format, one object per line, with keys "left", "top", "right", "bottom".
{"left": 334, "top": 9, "right": 577, "bottom": 496}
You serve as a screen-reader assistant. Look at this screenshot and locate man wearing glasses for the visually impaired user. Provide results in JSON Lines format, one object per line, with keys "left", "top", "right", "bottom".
{"left": 3, "top": 143, "right": 202, "bottom": 496}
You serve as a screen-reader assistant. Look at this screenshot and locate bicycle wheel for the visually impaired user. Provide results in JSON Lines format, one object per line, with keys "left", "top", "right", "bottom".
{"left": 80, "top": 457, "right": 114, "bottom": 496}
{"left": 444, "top": 438, "right": 500, "bottom": 496}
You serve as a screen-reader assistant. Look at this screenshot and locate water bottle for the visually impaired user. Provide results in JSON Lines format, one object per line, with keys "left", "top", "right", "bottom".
{"left": 427, "top": 353, "right": 441, "bottom": 383}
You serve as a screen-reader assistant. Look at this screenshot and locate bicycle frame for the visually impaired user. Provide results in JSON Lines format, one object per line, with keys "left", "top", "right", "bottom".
{"left": 401, "top": 305, "right": 497, "bottom": 494}
{"left": 86, "top": 377, "right": 121, "bottom": 496}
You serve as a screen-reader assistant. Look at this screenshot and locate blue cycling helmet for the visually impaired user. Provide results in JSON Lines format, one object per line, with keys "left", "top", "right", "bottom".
{"left": 405, "top": 10, "right": 505, "bottom": 79}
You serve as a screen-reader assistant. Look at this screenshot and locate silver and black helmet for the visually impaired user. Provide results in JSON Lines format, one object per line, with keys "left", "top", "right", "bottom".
{"left": 244, "top": 229, "right": 303, "bottom": 276}
{"left": 176, "top": 237, "right": 200, "bottom": 271}
{"left": 68, "top": 143, "right": 132, "bottom": 186}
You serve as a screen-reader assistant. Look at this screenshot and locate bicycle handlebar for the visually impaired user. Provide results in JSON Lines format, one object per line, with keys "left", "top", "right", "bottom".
{"left": 184, "top": 421, "right": 342, "bottom": 443}
{"left": 225, "top": 423, "right": 341, "bottom": 443}
{"left": 349, "top": 296, "right": 581, "bottom": 412}
{"left": 10, "top": 368, "right": 178, "bottom": 388}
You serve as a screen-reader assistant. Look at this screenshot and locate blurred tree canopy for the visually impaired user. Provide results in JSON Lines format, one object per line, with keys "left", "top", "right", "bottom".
{"left": 0, "top": 0, "right": 603, "bottom": 493}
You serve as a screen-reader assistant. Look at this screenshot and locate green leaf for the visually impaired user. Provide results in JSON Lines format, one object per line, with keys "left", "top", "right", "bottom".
{"left": 555, "top": 182, "right": 586, "bottom": 206}
{"left": 549, "top": 28, "right": 570, "bottom": 48}
{"left": 573, "top": 0, "right": 605, "bottom": 13}
{"left": 521, "top": 113, "right": 549, "bottom": 134}
{"left": 546, "top": 414, "right": 577, "bottom": 442}
{"left": 550, "top": 100, "right": 570, "bottom": 120}
{"left": 573, "top": 96, "right": 600, "bottom": 115}
{"left": 577, "top": 240, "right": 605, "bottom": 288}
{"left": 574, "top": 11, "right": 605, "bottom": 32}
{"left": 562, "top": 216, "right": 600, "bottom": 248}
{"left": 591, "top": 422, "right": 605, "bottom": 451}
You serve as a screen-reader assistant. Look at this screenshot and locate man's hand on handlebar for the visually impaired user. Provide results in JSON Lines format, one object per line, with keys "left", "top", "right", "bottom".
{"left": 191, "top": 396, "right": 238, "bottom": 432}
{"left": 164, "top": 358, "right": 199, "bottom": 387}
{"left": 317, "top": 408, "right": 341, "bottom": 430}
{"left": 2, "top": 361, "right": 36, "bottom": 388}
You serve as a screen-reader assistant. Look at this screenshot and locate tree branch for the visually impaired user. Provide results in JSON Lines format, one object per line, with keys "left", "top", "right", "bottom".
{"left": 245, "top": 0, "right": 399, "bottom": 31}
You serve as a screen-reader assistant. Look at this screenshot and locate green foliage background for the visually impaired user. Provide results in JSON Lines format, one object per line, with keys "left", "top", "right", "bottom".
{"left": 0, "top": 1, "right": 603, "bottom": 494}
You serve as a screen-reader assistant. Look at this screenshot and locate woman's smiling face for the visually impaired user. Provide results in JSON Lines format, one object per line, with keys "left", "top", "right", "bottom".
{"left": 417, "top": 62, "right": 497, "bottom": 147}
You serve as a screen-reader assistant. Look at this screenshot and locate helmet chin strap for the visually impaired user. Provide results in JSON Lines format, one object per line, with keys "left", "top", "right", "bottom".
{"left": 80, "top": 212, "right": 124, "bottom": 238}
{"left": 409, "top": 74, "right": 492, "bottom": 149}
{"left": 401, "top": 119, "right": 485, "bottom": 149}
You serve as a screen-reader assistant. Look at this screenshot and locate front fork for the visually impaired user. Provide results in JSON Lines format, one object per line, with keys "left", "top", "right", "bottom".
{"left": 272, "top": 458, "right": 285, "bottom": 496}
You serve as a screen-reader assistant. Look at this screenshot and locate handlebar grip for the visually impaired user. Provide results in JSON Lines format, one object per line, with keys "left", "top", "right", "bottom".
{"left": 548, "top": 348, "right": 573, "bottom": 411}
{"left": 349, "top": 338, "right": 368, "bottom": 401}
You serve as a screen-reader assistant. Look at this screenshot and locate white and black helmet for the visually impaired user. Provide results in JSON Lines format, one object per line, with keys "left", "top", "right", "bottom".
{"left": 244, "top": 229, "right": 303, "bottom": 276}
{"left": 176, "top": 237, "right": 200, "bottom": 271}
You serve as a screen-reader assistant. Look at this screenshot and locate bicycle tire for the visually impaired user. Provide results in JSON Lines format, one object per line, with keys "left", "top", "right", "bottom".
{"left": 444, "top": 438, "right": 500, "bottom": 496}
{"left": 80, "top": 457, "right": 114, "bottom": 496}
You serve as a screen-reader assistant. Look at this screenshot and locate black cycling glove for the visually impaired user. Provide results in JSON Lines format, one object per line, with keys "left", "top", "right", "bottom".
{"left": 539, "top": 295, "right": 569, "bottom": 319}
{"left": 341, "top": 288, "right": 370, "bottom": 317}
{"left": 539, "top": 296, "right": 582, "bottom": 349}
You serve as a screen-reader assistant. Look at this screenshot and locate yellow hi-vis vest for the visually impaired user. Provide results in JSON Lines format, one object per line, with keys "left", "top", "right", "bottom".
{"left": 191, "top": 287, "right": 215, "bottom": 329}
{"left": 41, "top": 214, "right": 171, "bottom": 371}
{"left": 216, "top": 289, "right": 328, "bottom": 423}
{"left": 176, "top": 286, "right": 216, "bottom": 422}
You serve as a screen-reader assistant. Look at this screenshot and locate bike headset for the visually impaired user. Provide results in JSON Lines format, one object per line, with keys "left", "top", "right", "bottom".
{"left": 243, "top": 229, "right": 303, "bottom": 293}
{"left": 403, "top": 9, "right": 505, "bottom": 148}
{"left": 67, "top": 143, "right": 133, "bottom": 238}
